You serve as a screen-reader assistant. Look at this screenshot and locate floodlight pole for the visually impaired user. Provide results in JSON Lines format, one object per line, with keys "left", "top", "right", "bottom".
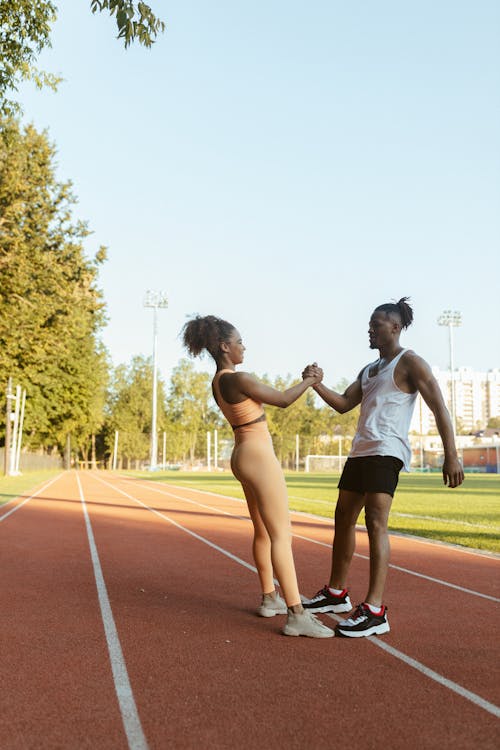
{"left": 144, "top": 291, "right": 168, "bottom": 471}
{"left": 437, "top": 310, "right": 462, "bottom": 437}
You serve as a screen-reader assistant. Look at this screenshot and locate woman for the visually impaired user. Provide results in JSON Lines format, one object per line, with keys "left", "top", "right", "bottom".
{"left": 182, "top": 315, "right": 333, "bottom": 638}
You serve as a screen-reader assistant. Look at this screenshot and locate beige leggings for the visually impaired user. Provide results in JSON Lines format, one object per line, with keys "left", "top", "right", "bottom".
{"left": 231, "top": 429, "right": 301, "bottom": 607}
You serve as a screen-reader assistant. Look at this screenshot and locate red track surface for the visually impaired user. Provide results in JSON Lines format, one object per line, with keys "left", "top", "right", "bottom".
{"left": 1, "top": 471, "right": 499, "bottom": 749}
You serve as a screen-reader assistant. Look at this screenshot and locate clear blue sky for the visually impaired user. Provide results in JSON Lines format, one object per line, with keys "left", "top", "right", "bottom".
{"left": 17, "top": 1, "right": 500, "bottom": 387}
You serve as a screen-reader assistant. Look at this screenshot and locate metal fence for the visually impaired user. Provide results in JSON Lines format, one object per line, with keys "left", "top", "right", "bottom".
{"left": 0, "top": 448, "right": 63, "bottom": 473}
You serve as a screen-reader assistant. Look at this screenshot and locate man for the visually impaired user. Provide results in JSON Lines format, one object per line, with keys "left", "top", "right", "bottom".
{"left": 303, "top": 298, "right": 464, "bottom": 637}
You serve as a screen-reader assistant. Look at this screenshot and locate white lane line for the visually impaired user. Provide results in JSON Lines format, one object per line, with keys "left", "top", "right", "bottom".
{"left": 94, "top": 474, "right": 500, "bottom": 720}
{"left": 76, "top": 474, "right": 149, "bottom": 750}
{"left": 371, "top": 638, "right": 500, "bottom": 719}
{"left": 93, "top": 475, "right": 259, "bottom": 576}
{"left": 126, "top": 477, "right": 498, "bottom": 559}
{"left": 128, "top": 479, "right": 499, "bottom": 533}
{"left": 112, "top": 476, "right": 500, "bottom": 604}
{"left": 128, "top": 481, "right": 249, "bottom": 521}
{"left": 328, "top": 612, "right": 500, "bottom": 719}
{"left": 0, "top": 475, "right": 62, "bottom": 522}
{"left": 390, "top": 511, "right": 500, "bottom": 531}
{"left": 288, "top": 496, "right": 499, "bottom": 533}
{"left": 291, "top": 533, "right": 500, "bottom": 604}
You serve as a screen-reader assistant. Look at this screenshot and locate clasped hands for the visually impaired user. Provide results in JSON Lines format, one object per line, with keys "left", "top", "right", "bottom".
{"left": 302, "top": 362, "right": 323, "bottom": 385}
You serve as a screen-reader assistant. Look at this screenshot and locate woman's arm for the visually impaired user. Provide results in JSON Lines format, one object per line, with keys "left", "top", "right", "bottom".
{"left": 228, "top": 371, "right": 320, "bottom": 408}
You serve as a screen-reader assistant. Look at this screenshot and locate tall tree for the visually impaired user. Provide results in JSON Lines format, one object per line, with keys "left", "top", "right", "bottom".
{"left": 0, "top": 117, "right": 108, "bottom": 453}
{"left": 166, "top": 359, "right": 224, "bottom": 464}
{"left": 105, "top": 355, "right": 167, "bottom": 468}
{"left": 0, "top": 1, "right": 164, "bottom": 115}
{"left": 74, "top": 342, "right": 110, "bottom": 467}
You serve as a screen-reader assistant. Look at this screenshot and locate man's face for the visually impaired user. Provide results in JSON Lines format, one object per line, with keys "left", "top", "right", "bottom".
{"left": 368, "top": 312, "right": 399, "bottom": 349}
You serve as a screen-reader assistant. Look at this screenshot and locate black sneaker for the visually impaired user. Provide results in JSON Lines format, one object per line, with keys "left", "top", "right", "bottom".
{"left": 302, "top": 585, "right": 352, "bottom": 614}
{"left": 335, "top": 603, "right": 390, "bottom": 638}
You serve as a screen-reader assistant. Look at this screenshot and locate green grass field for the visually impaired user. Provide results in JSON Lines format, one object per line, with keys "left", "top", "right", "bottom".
{"left": 2, "top": 469, "right": 498, "bottom": 554}
{"left": 130, "top": 470, "right": 500, "bottom": 554}
{"left": 0, "top": 470, "right": 62, "bottom": 507}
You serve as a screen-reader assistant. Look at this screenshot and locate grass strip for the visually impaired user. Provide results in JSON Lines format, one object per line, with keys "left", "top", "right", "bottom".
{"left": 0, "top": 470, "right": 61, "bottom": 507}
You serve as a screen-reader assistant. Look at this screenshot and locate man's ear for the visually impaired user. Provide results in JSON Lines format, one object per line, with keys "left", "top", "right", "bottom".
{"left": 390, "top": 315, "right": 401, "bottom": 333}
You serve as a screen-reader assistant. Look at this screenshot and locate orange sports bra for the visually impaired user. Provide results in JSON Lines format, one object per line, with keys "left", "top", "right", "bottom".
{"left": 212, "top": 369, "right": 266, "bottom": 430}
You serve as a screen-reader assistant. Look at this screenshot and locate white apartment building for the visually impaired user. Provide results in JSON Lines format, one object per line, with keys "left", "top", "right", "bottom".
{"left": 410, "top": 367, "right": 500, "bottom": 434}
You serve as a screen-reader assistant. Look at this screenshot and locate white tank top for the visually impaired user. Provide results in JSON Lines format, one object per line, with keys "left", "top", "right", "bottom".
{"left": 349, "top": 348, "right": 417, "bottom": 471}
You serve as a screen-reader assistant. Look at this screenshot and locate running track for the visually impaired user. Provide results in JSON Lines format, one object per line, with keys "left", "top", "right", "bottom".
{"left": 1, "top": 471, "right": 498, "bottom": 750}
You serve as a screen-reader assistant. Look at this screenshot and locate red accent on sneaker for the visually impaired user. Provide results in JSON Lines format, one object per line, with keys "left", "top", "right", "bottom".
{"left": 328, "top": 587, "right": 348, "bottom": 597}
{"left": 364, "top": 603, "right": 385, "bottom": 616}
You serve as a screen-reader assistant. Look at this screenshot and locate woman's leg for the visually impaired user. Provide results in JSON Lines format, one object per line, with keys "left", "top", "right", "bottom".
{"left": 233, "top": 441, "right": 301, "bottom": 608}
{"left": 239, "top": 480, "right": 274, "bottom": 594}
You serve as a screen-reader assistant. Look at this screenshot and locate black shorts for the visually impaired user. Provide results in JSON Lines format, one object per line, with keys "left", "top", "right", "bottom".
{"left": 338, "top": 455, "right": 404, "bottom": 497}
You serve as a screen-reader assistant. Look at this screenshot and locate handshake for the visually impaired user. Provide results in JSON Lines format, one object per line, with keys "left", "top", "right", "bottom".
{"left": 302, "top": 362, "right": 323, "bottom": 385}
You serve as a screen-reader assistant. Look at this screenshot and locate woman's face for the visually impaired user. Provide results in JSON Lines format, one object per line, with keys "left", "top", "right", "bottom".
{"left": 224, "top": 329, "right": 245, "bottom": 364}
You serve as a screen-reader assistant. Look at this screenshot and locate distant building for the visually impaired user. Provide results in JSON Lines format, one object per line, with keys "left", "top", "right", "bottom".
{"left": 410, "top": 367, "right": 500, "bottom": 434}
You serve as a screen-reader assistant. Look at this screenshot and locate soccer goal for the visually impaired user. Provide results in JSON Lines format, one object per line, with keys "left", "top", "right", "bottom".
{"left": 304, "top": 454, "right": 346, "bottom": 473}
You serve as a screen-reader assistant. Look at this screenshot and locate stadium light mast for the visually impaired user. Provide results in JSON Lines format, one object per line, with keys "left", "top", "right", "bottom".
{"left": 144, "top": 290, "right": 168, "bottom": 470}
{"left": 438, "top": 309, "right": 462, "bottom": 436}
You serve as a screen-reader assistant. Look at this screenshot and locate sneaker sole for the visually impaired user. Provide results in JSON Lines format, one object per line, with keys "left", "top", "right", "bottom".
{"left": 258, "top": 607, "right": 288, "bottom": 618}
{"left": 304, "top": 602, "right": 352, "bottom": 614}
{"left": 282, "top": 625, "right": 334, "bottom": 639}
{"left": 335, "top": 621, "right": 390, "bottom": 638}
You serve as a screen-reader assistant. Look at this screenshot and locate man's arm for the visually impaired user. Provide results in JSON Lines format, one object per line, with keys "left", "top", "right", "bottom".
{"left": 406, "top": 353, "right": 464, "bottom": 488}
{"left": 302, "top": 367, "right": 362, "bottom": 414}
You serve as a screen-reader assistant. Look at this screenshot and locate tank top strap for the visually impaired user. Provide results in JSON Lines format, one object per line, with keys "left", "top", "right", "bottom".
{"left": 389, "top": 348, "right": 407, "bottom": 369}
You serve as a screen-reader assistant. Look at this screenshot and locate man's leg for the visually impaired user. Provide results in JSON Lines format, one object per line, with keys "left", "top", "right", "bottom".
{"left": 334, "top": 492, "right": 393, "bottom": 638}
{"left": 328, "top": 489, "right": 365, "bottom": 589}
{"left": 363, "top": 491, "right": 393, "bottom": 607}
{"left": 303, "top": 489, "right": 364, "bottom": 613}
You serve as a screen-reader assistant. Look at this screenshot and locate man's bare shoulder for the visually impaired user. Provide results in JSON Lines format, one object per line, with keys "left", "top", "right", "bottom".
{"left": 400, "top": 350, "right": 431, "bottom": 370}
{"left": 398, "top": 350, "right": 436, "bottom": 390}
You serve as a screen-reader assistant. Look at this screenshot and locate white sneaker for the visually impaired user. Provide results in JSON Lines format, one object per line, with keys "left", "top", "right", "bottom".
{"left": 258, "top": 593, "right": 288, "bottom": 617}
{"left": 282, "top": 608, "right": 334, "bottom": 638}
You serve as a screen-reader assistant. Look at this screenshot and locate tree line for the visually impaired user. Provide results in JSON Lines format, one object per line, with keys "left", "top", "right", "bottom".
{"left": 0, "top": 116, "right": 358, "bottom": 469}
{"left": 1, "top": 2, "right": 164, "bottom": 116}
{"left": 1, "top": 4, "right": 360, "bottom": 469}
{"left": 104, "top": 357, "right": 360, "bottom": 470}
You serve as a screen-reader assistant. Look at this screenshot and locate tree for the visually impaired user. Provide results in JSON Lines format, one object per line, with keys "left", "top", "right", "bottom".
{"left": 0, "top": 117, "right": 109, "bottom": 454}
{"left": 105, "top": 355, "right": 167, "bottom": 468}
{"left": 0, "top": 1, "right": 59, "bottom": 115}
{"left": 265, "top": 375, "right": 360, "bottom": 467}
{"left": 0, "top": 1, "right": 164, "bottom": 115}
{"left": 91, "top": 1, "right": 164, "bottom": 48}
{"left": 73, "top": 343, "right": 110, "bottom": 467}
{"left": 166, "top": 359, "right": 225, "bottom": 464}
